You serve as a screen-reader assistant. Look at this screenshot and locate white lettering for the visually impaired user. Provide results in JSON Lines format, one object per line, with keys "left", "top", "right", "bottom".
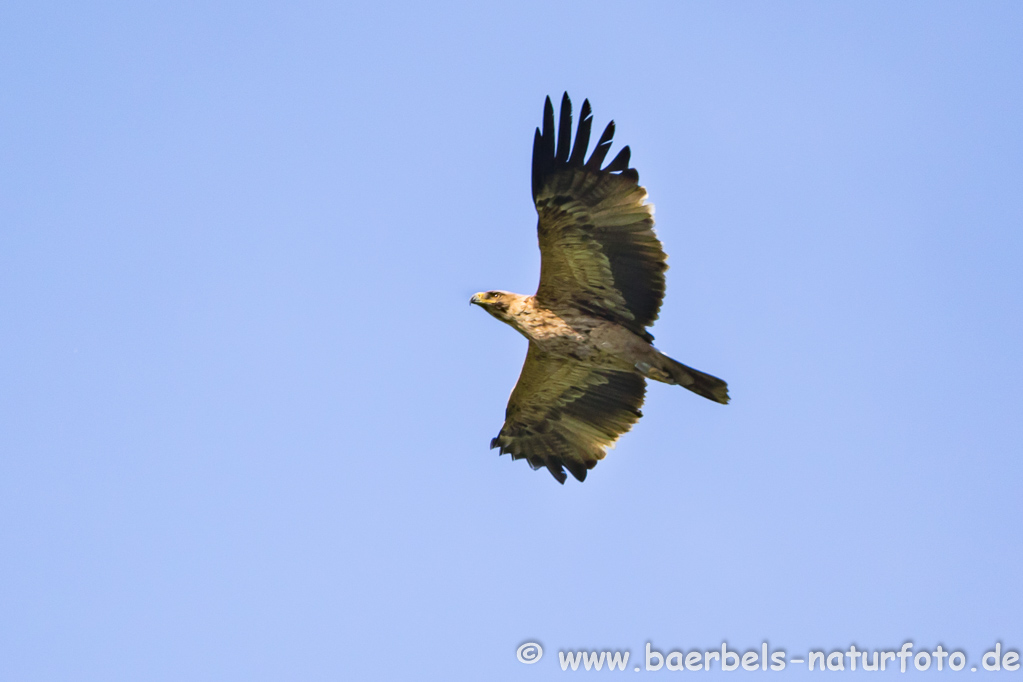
{"left": 645, "top": 643, "right": 663, "bottom": 671}
{"left": 983, "top": 643, "right": 1002, "bottom": 671}
{"left": 897, "top": 642, "right": 914, "bottom": 672}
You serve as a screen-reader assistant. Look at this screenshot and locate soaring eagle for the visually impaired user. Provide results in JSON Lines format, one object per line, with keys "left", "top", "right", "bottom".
{"left": 471, "top": 93, "right": 728, "bottom": 484}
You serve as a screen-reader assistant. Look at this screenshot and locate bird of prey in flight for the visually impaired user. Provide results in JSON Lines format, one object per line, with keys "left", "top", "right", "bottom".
{"left": 471, "top": 93, "right": 728, "bottom": 484}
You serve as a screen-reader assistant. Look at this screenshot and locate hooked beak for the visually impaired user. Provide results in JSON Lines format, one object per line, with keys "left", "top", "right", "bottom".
{"left": 470, "top": 293, "right": 482, "bottom": 307}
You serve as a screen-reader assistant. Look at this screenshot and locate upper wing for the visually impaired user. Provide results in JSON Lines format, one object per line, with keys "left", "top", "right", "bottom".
{"left": 490, "top": 343, "right": 646, "bottom": 483}
{"left": 532, "top": 93, "right": 667, "bottom": 343}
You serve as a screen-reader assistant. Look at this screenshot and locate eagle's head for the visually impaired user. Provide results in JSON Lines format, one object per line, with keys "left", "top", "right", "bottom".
{"left": 470, "top": 290, "right": 529, "bottom": 324}
{"left": 470, "top": 290, "right": 511, "bottom": 313}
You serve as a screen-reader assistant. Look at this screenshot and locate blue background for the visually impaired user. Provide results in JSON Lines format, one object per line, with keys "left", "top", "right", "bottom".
{"left": 2, "top": 2, "right": 1020, "bottom": 679}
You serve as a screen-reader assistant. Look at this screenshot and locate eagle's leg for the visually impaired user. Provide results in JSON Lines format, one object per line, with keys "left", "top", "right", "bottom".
{"left": 634, "top": 360, "right": 675, "bottom": 384}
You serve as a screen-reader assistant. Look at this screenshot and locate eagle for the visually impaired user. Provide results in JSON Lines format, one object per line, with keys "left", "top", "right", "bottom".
{"left": 471, "top": 93, "right": 728, "bottom": 484}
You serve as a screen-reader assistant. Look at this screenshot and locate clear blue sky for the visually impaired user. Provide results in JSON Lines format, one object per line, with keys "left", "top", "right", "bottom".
{"left": 2, "top": 2, "right": 1021, "bottom": 680}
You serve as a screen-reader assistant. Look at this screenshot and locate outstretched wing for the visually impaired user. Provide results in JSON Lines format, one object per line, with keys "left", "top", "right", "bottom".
{"left": 532, "top": 93, "right": 667, "bottom": 343}
{"left": 491, "top": 343, "right": 646, "bottom": 483}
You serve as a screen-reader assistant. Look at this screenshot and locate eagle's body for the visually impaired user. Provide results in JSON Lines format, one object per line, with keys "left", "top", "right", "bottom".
{"left": 473, "top": 292, "right": 673, "bottom": 378}
{"left": 472, "top": 94, "right": 728, "bottom": 484}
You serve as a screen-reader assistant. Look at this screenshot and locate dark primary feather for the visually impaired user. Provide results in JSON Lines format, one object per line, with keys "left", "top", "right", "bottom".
{"left": 531, "top": 93, "right": 668, "bottom": 341}
{"left": 585, "top": 120, "right": 615, "bottom": 170}
{"left": 568, "top": 99, "right": 592, "bottom": 167}
{"left": 556, "top": 93, "right": 572, "bottom": 163}
{"left": 533, "top": 93, "right": 631, "bottom": 199}
{"left": 604, "top": 146, "right": 631, "bottom": 173}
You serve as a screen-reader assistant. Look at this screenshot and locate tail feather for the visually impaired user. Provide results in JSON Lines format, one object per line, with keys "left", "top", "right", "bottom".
{"left": 664, "top": 357, "right": 730, "bottom": 404}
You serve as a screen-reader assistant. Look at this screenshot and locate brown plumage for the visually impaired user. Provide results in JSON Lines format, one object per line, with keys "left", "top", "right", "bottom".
{"left": 471, "top": 93, "right": 728, "bottom": 484}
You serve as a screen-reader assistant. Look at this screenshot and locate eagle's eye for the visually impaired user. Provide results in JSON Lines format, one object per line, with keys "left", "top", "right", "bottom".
{"left": 488, "top": 291, "right": 499, "bottom": 298}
